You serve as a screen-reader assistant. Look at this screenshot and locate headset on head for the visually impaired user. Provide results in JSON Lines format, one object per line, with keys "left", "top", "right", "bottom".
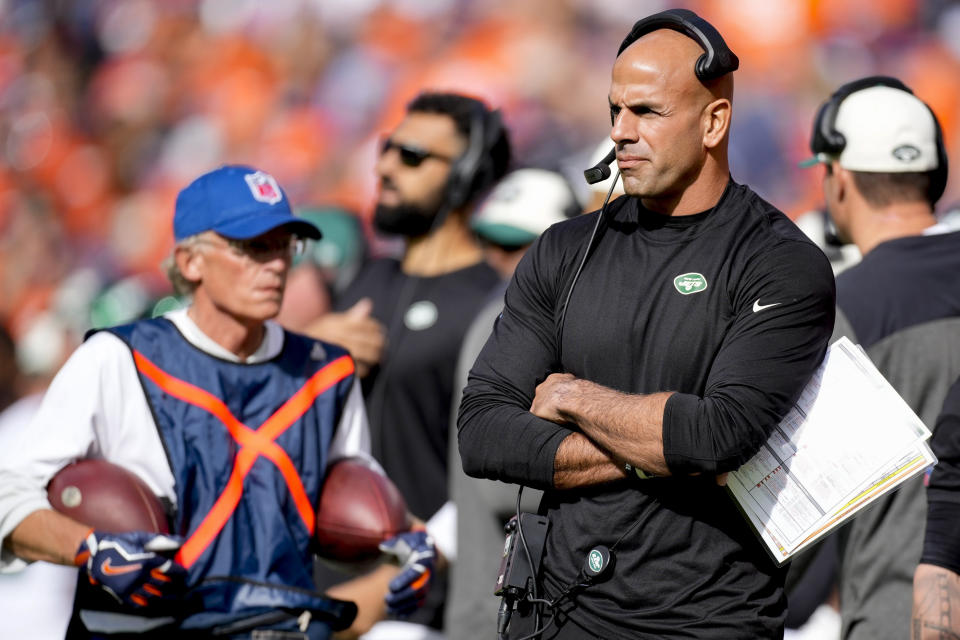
{"left": 809, "top": 75, "right": 949, "bottom": 204}
{"left": 618, "top": 8, "right": 739, "bottom": 82}
{"left": 444, "top": 100, "right": 505, "bottom": 212}
{"left": 585, "top": 9, "right": 739, "bottom": 185}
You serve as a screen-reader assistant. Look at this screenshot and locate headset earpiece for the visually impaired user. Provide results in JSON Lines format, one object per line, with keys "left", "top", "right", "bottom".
{"left": 931, "top": 107, "right": 950, "bottom": 203}
{"left": 444, "top": 102, "right": 503, "bottom": 212}
{"left": 811, "top": 99, "right": 845, "bottom": 156}
{"left": 617, "top": 8, "right": 739, "bottom": 82}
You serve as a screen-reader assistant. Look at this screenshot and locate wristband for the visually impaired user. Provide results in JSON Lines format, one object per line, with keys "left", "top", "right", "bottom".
{"left": 625, "top": 462, "right": 657, "bottom": 480}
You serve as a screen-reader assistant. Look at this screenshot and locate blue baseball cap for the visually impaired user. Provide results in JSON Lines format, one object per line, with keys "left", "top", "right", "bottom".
{"left": 173, "top": 165, "right": 322, "bottom": 241}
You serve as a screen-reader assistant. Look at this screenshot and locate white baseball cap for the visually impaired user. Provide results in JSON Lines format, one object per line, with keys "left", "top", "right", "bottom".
{"left": 801, "top": 85, "right": 940, "bottom": 173}
{"left": 471, "top": 169, "right": 578, "bottom": 246}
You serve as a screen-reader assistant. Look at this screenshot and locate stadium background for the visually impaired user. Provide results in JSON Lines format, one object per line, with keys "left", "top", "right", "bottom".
{"left": 2, "top": 0, "right": 960, "bottom": 352}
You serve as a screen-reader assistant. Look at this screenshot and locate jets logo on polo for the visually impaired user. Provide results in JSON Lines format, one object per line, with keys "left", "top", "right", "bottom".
{"left": 404, "top": 300, "right": 438, "bottom": 331}
{"left": 244, "top": 171, "right": 283, "bottom": 205}
{"left": 673, "top": 273, "right": 708, "bottom": 295}
{"left": 892, "top": 144, "right": 921, "bottom": 163}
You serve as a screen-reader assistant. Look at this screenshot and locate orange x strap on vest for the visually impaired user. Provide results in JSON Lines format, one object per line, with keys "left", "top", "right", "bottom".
{"left": 132, "top": 350, "right": 354, "bottom": 569}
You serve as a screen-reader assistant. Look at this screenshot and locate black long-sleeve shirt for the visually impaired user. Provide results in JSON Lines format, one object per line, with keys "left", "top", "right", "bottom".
{"left": 458, "top": 180, "right": 835, "bottom": 638}
{"left": 923, "top": 374, "right": 960, "bottom": 575}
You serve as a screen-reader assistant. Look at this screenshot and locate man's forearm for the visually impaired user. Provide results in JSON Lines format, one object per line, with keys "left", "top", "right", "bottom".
{"left": 458, "top": 402, "right": 569, "bottom": 489}
{"left": 532, "top": 374, "right": 672, "bottom": 477}
{"left": 912, "top": 563, "right": 960, "bottom": 639}
{"left": 570, "top": 384, "right": 672, "bottom": 476}
{"left": 326, "top": 563, "right": 398, "bottom": 639}
{"left": 5, "top": 509, "right": 90, "bottom": 565}
{"left": 553, "top": 432, "right": 627, "bottom": 489}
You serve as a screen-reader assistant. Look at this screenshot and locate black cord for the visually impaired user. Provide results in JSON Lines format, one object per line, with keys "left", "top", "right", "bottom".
{"left": 515, "top": 486, "right": 540, "bottom": 628}
{"left": 509, "top": 581, "right": 588, "bottom": 640}
{"left": 608, "top": 497, "right": 658, "bottom": 555}
{"left": 510, "top": 611, "right": 557, "bottom": 640}
{"left": 506, "top": 493, "right": 660, "bottom": 639}
{"left": 556, "top": 170, "right": 621, "bottom": 363}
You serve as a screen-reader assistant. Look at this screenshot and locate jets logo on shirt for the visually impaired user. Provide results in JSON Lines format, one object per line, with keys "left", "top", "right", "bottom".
{"left": 404, "top": 300, "right": 438, "bottom": 331}
{"left": 673, "top": 273, "right": 708, "bottom": 295}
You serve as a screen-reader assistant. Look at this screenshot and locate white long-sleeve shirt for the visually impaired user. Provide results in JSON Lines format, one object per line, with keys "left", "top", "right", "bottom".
{"left": 0, "top": 394, "right": 78, "bottom": 637}
{"left": 0, "top": 309, "right": 377, "bottom": 571}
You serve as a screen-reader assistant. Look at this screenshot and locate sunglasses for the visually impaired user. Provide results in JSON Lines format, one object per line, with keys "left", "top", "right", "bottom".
{"left": 198, "top": 236, "right": 307, "bottom": 261}
{"left": 381, "top": 137, "right": 455, "bottom": 168}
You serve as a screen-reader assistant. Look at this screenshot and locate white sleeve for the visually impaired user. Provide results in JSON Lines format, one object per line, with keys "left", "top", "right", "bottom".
{"left": 425, "top": 500, "right": 457, "bottom": 562}
{"left": 0, "top": 333, "right": 173, "bottom": 570}
{"left": 327, "top": 382, "right": 383, "bottom": 475}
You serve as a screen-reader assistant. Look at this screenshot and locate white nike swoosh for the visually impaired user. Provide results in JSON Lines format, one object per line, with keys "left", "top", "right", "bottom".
{"left": 753, "top": 300, "right": 781, "bottom": 313}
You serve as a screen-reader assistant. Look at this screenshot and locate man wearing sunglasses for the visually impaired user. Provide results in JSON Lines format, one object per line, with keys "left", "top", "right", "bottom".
{"left": 0, "top": 165, "right": 435, "bottom": 638}
{"left": 316, "top": 92, "right": 510, "bottom": 639}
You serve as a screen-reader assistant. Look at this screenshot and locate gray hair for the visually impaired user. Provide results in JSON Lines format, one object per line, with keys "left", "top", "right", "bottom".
{"left": 163, "top": 234, "right": 204, "bottom": 297}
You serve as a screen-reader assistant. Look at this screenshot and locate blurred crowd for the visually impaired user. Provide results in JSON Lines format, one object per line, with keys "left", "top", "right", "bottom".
{"left": 3, "top": 0, "right": 960, "bottom": 376}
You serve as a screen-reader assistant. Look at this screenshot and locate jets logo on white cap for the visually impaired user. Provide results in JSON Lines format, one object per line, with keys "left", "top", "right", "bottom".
{"left": 244, "top": 171, "right": 283, "bottom": 205}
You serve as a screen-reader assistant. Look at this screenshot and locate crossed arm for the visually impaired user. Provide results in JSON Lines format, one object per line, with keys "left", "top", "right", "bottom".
{"left": 529, "top": 373, "right": 672, "bottom": 488}
{"left": 459, "top": 232, "right": 834, "bottom": 492}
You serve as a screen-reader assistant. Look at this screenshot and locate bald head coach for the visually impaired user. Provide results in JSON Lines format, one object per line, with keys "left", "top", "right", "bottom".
{"left": 457, "top": 9, "right": 836, "bottom": 639}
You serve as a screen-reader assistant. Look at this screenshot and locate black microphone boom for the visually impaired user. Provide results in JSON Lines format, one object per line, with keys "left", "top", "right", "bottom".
{"left": 583, "top": 146, "right": 616, "bottom": 184}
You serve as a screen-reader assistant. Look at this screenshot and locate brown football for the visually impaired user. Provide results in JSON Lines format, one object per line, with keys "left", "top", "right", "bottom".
{"left": 47, "top": 459, "right": 169, "bottom": 534}
{"left": 315, "top": 458, "right": 410, "bottom": 562}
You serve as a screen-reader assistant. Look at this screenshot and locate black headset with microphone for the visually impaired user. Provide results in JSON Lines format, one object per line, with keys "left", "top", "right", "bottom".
{"left": 443, "top": 99, "right": 506, "bottom": 213}
{"left": 584, "top": 8, "right": 740, "bottom": 186}
{"left": 808, "top": 75, "right": 949, "bottom": 205}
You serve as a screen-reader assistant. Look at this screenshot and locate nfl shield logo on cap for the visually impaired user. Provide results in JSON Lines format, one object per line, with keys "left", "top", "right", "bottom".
{"left": 173, "top": 165, "right": 321, "bottom": 241}
{"left": 244, "top": 171, "right": 284, "bottom": 205}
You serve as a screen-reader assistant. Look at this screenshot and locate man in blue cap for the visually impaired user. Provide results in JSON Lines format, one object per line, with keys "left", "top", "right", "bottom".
{"left": 0, "top": 165, "right": 435, "bottom": 638}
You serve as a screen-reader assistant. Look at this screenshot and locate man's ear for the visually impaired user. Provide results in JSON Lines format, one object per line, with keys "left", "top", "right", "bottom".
{"left": 702, "top": 98, "right": 731, "bottom": 150}
{"left": 831, "top": 162, "right": 848, "bottom": 203}
{"left": 175, "top": 244, "right": 203, "bottom": 287}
